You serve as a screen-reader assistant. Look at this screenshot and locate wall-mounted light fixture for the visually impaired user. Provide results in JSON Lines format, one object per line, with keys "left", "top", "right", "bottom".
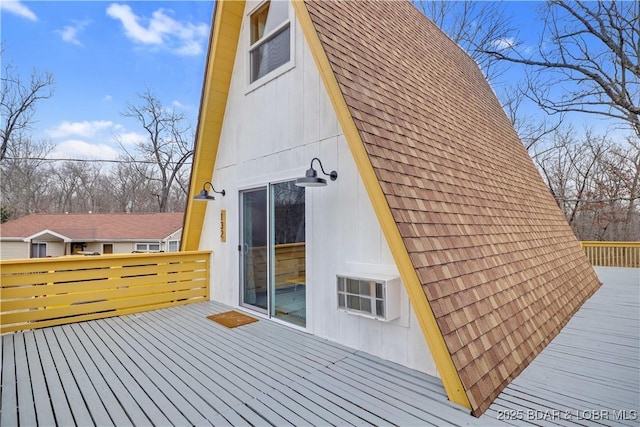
{"left": 193, "top": 182, "right": 226, "bottom": 201}
{"left": 295, "top": 157, "right": 338, "bottom": 187}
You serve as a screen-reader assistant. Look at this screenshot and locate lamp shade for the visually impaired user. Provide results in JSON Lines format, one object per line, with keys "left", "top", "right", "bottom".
{"left": 295, "top": 159, "right": 337, "bottom": 187}
{"left": 295, "top": 177, "right": 328, "bottom": 187}
{"left": 295, "top": 168, "right": 328, "bottom": 187}
{"left": 193, "top": 182, "right": 225, "bottom": 201}
{"left": 194, "top": 189, "right": 216, "bottom": 200}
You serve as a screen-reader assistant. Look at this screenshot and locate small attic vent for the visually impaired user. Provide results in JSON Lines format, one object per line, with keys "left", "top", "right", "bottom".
{"left": 336, "top": 275, "right": 401, "bottom": 321}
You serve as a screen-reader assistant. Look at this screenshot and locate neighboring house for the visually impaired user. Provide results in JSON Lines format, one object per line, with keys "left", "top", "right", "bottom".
{"left": 181, "top": 0, "right": 601, "bottom": 417}
{"left": 0, "top": 212, "right": 183, "bottom": 260}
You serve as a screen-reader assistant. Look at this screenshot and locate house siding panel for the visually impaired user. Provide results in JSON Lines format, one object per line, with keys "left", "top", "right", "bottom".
{"left": 46, "top": 243, "right": 65, "bottom": 258}
{"left": 0, "top": 242, "right": 29, "bottom": 260}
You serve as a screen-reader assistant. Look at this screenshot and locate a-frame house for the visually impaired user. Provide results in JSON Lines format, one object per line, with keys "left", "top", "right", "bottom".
{"left": 182, "top": 0, "right": 601, "bottom": 416}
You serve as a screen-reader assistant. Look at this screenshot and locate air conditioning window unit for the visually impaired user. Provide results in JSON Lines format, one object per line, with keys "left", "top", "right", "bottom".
{"left": 336, "top": 274, "right": 401, "bottom": 321}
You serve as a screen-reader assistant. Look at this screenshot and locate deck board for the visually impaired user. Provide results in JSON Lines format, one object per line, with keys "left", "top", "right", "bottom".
{"left": 140, "top": 309, "right": 267, "bottom": 397}
{"left": 59, "top": 324, "right": 136, "bottom": 426}
{"left": 64, "top": 323, "right": 155, "bottom": 426}
{"left": 14, "top": 334, "right": 38, "bottom": 427}
{"left": 1, "top": 266, "right": 638, "bottom": 426}
{"left": 24, "top": 332, "right": 56, "bottom": 427}
{"left": 277, "top": 378, "right": 376, "bottom": 426}
{"left": 1, "top": 334, "right": 18, "bottom": 427}
{"left": 72, "top": 322, "right": 174, "bottom": 426}
{"left": 44, "top": 327, "right": 94, "bottom": 426}
{"left": 145, "top": 306, "right": 315, "bottom": 389}
{"left": 100, "top": 317, "right": 221, "bottom": 424}
{"left": 53, "top": 326, "right": 114, "bottom": 425}
{"left": 85, "top": 320, "right": 198, "bottom": 425}
{"left": 33, "top": 329, "right": 76, "bottom": 427}
{"left": 113, "top": 314, "right": 251, "bottom": 408}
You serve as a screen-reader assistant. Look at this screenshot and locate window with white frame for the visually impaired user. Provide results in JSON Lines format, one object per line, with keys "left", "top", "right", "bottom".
{"left": 135, "top": 243, "right": 161, "bottom": 252}
{"left": 249, "top": 1, "right": 290, "bottom": 83}
{"left": 31, "top": 242, "right": 46, "bottom": 258}
{"left": 168, "top": 240, "right": 180, "bottom": 252}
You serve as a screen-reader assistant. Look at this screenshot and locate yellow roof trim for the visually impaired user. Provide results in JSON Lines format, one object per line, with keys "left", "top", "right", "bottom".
{"left": 182, "top": 0, "right": 246, "bottom": 251}
{"left": 292, "top": 0, "right": 470, "bottom": 410}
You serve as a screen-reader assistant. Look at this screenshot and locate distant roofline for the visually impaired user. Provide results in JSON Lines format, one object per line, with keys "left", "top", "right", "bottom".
{"left": 23, "top": 229, "right": 72, "bottom": 243}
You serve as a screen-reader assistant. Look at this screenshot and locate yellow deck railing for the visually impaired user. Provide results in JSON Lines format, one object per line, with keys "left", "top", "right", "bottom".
{"left": 0, "top": 251, "right": 211, "bottom": 334}
{"left": 580, "top": 241, "right": 640, "bottom": 268}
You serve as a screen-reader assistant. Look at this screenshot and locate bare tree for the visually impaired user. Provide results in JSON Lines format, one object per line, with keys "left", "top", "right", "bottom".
{"left": 0, "top": 136, "right": 54, "bottom": 216}
{"left": 1, "top": 62, "right": 55, "bottom": 160}
{"left": 119, "top": 88, "right": 193, "bottom": 212}
{"left": 108, "top": 158, "right": 158, "bottom": 212}
{"left": 501, "top": 82, "right": 563, "bottom": 155}
{"left": 484, "top": 1, "right": 640, "bottom": 137}
{"left": 417, "top": 1, "right": 516, "bottom": 82}
{"left": 535, "top": 128, "right": 639, "bottom": 240}
{"left": 49, "top": 161, "right": 106, "bottom": 213}
{"left": 606, "top": 137, "right": 640, "bottom": 238}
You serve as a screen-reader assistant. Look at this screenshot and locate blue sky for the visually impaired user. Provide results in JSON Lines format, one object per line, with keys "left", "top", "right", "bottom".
{"left": 2, "top": 0, "right": 214, "bottom": 160}
{"left": 1, "top": 1, "right": 624, "bottom": 163}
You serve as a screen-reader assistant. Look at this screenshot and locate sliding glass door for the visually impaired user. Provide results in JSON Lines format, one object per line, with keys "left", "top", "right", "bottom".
{"left": 240, "top": 181, "right": 306, "bottom": 327}
{"left": 241, "top": 188, "right": 268, "bottom": 312}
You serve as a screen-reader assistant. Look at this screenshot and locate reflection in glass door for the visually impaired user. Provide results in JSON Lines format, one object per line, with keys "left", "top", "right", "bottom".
{"left": 240, "top": 181, "right": 306, "bottom": 327}
{"left": 271, "top": 181, "right": 306, "bottom": 327}
{"left": 240, "top": 188, "right": 268, "bottom": 312}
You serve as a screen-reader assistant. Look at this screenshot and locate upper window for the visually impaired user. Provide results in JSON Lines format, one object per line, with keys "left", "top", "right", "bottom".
{"left": 249, "top": 1, "right": 290, "bottom": 83}
{"left": 168, "top": 240, "right": 180, "bottom": 252}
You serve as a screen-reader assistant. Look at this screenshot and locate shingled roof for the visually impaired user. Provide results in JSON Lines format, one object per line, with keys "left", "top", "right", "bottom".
{"left": 0, "top": 212, "right": 184, "bottom": 241}
{"left": 299, "top": 0, "right": 601, "bottom": 416}
{"left": 183, "top": 0, "right": 602, "bottom": 417}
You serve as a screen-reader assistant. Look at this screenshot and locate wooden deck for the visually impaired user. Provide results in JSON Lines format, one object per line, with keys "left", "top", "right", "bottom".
{"left": 1, "top": 267, "right": 638, "bottom": 426}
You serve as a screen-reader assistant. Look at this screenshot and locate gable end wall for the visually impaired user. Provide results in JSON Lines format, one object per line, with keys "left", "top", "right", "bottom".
{"left": 198, "top": 0, "right": 436, "bottom": 376}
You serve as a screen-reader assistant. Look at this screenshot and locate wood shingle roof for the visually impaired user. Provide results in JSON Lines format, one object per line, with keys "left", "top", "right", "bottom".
{"left": 302, "top": 0, "right": 601, "bottom": 416}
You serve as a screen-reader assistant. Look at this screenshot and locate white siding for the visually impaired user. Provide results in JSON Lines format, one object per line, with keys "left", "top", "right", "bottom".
{"left": 113, "top": 242, "right": 135, "bottom": 253}
{"left": 45, "top": 242, "right": 65, "bottom": 257}
{"left": 0, "top": 241, "right": 29, "bottom": 260}
{"left": 84, "top": 242, "right": 136, "bottom": 254}
{"left": 84, "top": 243, "right": 103, "bottom": 254}
{"left": 199, "top": 1, "right": 436, "bottom": 376}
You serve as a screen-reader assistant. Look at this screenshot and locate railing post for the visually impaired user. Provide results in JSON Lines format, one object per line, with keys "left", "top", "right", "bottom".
{"left": 580, "top": 241, "right": 640, "bottom": 268}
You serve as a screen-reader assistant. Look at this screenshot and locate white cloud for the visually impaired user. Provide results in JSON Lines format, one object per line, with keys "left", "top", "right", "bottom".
{"left": 47, "top": 120, "right": 114, "bottom": 138}
{"left": 0, "top": 0, "right": 37, "bottom": 21}
{"left": 51, "top": 140, "right": 119, "bottom": 160}
{"left": 491, "top": 37, "right": 516, "bottom": 51}
{"left": 57, "top": 20, "right": 90, "bottom": 46}
{"left": 106, "top": 4, "right": 162, "bottom": 44}
{"left": 106, "top": 3, "right": 208, "bottom": 56}
{"left": 175, "top": 39, "right": 204, "bottom": 56}
{"left": 172, "top": 100, "right": 187, "bottom": 109}
{"left": 115, "top": 131, "right": 146, "bottom": 146}
{"left": 103, "top": 95, "right": 113, "bottom": 102}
